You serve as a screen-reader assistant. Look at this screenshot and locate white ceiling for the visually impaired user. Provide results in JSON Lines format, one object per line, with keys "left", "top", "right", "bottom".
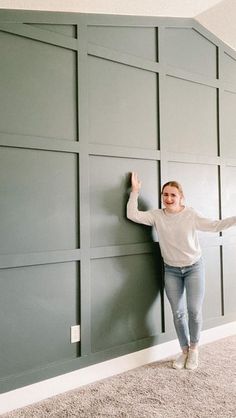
{"left": 0, "top": 0, "right": 226, "bottom": 16}
{"left": 0, "top": 0, "right": 235, "bottom": 50}
{"left": 196, "top": 0, "right": 236, "bottom": 50}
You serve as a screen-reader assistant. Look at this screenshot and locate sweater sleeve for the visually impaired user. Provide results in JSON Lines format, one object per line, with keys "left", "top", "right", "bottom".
{"left": 194, "top": 209, "right": 236, "bottom": 232}
{"left": 127, "top": 191, "right": 155, "bottom": 226}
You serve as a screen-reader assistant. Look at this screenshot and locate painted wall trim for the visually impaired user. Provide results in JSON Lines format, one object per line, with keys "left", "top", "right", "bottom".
{"left": 0, "top": 321, "right": 235, "bottom": 415}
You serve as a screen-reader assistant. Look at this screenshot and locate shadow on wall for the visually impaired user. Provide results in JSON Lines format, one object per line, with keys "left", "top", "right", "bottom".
{"left": 91, "top": 173, "right": 164, "bottom": 353}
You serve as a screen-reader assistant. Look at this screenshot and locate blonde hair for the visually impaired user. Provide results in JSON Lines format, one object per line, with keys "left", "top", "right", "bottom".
{"left": 161, "top": 181, "right": 184, "bottom": 196}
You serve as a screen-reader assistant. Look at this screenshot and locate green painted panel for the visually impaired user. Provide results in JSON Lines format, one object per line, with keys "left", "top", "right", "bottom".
{"left": 91, "top": 252, "right": 162, "bottom": 352}
{"left": 90, "top": 155, "right": 159, "bottom": 247}
{"left": 221, "top": 91, "right": 236, "bottom": 157}
{"left": 88, "top": 26, "right": 157, "bottom": 61}
{"left": 0, "top": 31, "right": 77, "bottom": 140}
{"left": 222, "top": 52, "right": 236, "bottom": 85}
{"left": 221, "top": 165, "right": 236, "bottom": 239}
{"left": 202, "top": 246, "right": 221, "bottom": 320}
{"left": 165, "top": 76, "right": 218, "bottom": 156}
{"left": 222, "top": 244, "right": 236, "bottom": 315}
{"left": 164, "top": 28, "right": 217, "bottom": 78}
{"left": 0, "top": 262, "right": 79, "bottom": 379}
{"left": 88, "top": 56, "right": 158, "bottom": 149}
{"left": 0, "top": 147, "right": 78, "bottom": 254}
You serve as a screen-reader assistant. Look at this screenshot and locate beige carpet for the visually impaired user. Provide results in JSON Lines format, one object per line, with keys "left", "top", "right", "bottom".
{"left": 2, "top": 335, "right": 236, "bottom": 418}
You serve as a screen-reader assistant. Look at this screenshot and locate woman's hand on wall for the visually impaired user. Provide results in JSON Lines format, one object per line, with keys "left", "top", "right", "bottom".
{"left": 131, "top": 172, "right": 141, "bottom": 193}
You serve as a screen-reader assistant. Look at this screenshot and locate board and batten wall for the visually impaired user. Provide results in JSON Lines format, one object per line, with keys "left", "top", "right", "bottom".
{"left": 0, "top": 10, "right": 236, "bottom": 394}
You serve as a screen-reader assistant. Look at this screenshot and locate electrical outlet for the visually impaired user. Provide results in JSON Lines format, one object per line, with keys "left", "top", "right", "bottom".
{"left": 70, "top": 325, "right": 80, "bottom": 343}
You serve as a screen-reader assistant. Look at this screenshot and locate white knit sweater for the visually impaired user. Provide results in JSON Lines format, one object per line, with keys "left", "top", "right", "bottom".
{"left": 127, "top": 191, "right": 236, "bottom": 267}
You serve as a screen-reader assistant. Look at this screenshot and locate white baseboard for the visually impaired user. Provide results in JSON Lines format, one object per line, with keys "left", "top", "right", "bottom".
{"left": 0, "top": 321, "right": 235, "bottom": 415}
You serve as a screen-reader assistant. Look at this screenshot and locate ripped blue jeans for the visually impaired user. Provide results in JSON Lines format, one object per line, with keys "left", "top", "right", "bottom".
{"left": 164, "top": 258, "right": 205, "bottom": 349}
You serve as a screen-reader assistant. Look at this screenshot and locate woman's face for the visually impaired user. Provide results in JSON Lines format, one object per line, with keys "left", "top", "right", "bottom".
{"left": 162, "top": 185, "right": 183, "bottom": 213}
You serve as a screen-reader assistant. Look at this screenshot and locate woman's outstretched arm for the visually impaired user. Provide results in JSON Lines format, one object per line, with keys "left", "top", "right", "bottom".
{"left": 194, "top": 210, "right": 236, "bottom": 232}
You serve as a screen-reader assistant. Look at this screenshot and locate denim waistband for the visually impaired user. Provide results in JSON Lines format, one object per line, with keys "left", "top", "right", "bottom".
{"left": 164, "top": 257, "right": 202, "bottom": 269}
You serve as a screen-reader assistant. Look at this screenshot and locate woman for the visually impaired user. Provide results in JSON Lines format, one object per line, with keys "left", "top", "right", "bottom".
{"left": 127, "top": 172, "right": 236, "bottom": 370}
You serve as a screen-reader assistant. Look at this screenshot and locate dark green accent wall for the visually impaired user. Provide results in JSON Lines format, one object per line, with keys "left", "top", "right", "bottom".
{"left": 0, "top": 10, "right": 235, "bottom": 393}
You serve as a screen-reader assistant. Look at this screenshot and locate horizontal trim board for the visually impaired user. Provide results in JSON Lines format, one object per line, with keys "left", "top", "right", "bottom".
{"left": 88, "top": 43, "right": 160, "bottom": 73}
{"left": 224, "top": 159, "right": 236, "bottom": 167}
{"left": 0, "top": 249, "right": 81, "bottom": 270}
{"left": 90, "top": 238, "right": 223, "bottom": 259}
{"left": 85, "top": 16, "right": 193, "bottom": 28}
{"left": 162, "top": 152, "right": 221, "bottom": 166}
{"left": 0, "top": 22, "right": 78, "bottom": 50}
{"left": 90, "top": 243, "right": 155, "bottom": 259}
{"left": 0, "top": 10, "right": 192, "bottom": 26}
{"left": 0, "top": 240, "right": 229, "bottom": 270}
{"left": 224, "top": 87, "right": 236, "bottom": 95}
{"left": 0, "top": 241, "right": 226, "bottom": 269}
{"left": 89, "top": 144, "right": 160, "bottom": 160}
{"left": 0, "top": 320, "right": 235, "bottom": 414}
{"left": 0, "top": 133, "right": 81, "bottom": 154}
{"left": 222, "top": 236, "right": 236, "bottom": 246}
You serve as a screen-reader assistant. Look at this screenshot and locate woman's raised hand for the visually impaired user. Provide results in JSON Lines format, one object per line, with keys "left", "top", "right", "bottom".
{"left": 131, "top": 172, "right": 141, "bottom": 193}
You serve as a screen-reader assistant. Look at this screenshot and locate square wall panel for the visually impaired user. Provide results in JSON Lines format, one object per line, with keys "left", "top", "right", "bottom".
{"left": 88, "top": 56, "right": 158, "bottom": 149}
{"left": 88, "top": 26, "right": 157, "bottom": 61}
{"left": 165, "top": 28, "right": 217, "bottom": 78}
{"left": 0, "top": 31, "right": 77, "bottom": 140}
{"left": 91, "top": 254, "right": 162, "bottom": 352}
{"left": 165, "top": 76, "right": 218, "bottom": 156}
{"left": 0, "top": 147, "right": 78, "bottom": 254}
{"left": 90, "top": 156, "right": 159, "bottom": 247}
{"left": 223, "top": 244, "right": 236, "bottom": 315}
{"left": 222, "top": 52, "right": 236, "bottom": 85}
{"left": 0, "top": 262, "right": 79, "bottom": 379}
{"left": 28, "top": 24, "right": 77, "bottom": 38}
{"left": 221, "top": 91, "right": 236, "bottom": 157}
